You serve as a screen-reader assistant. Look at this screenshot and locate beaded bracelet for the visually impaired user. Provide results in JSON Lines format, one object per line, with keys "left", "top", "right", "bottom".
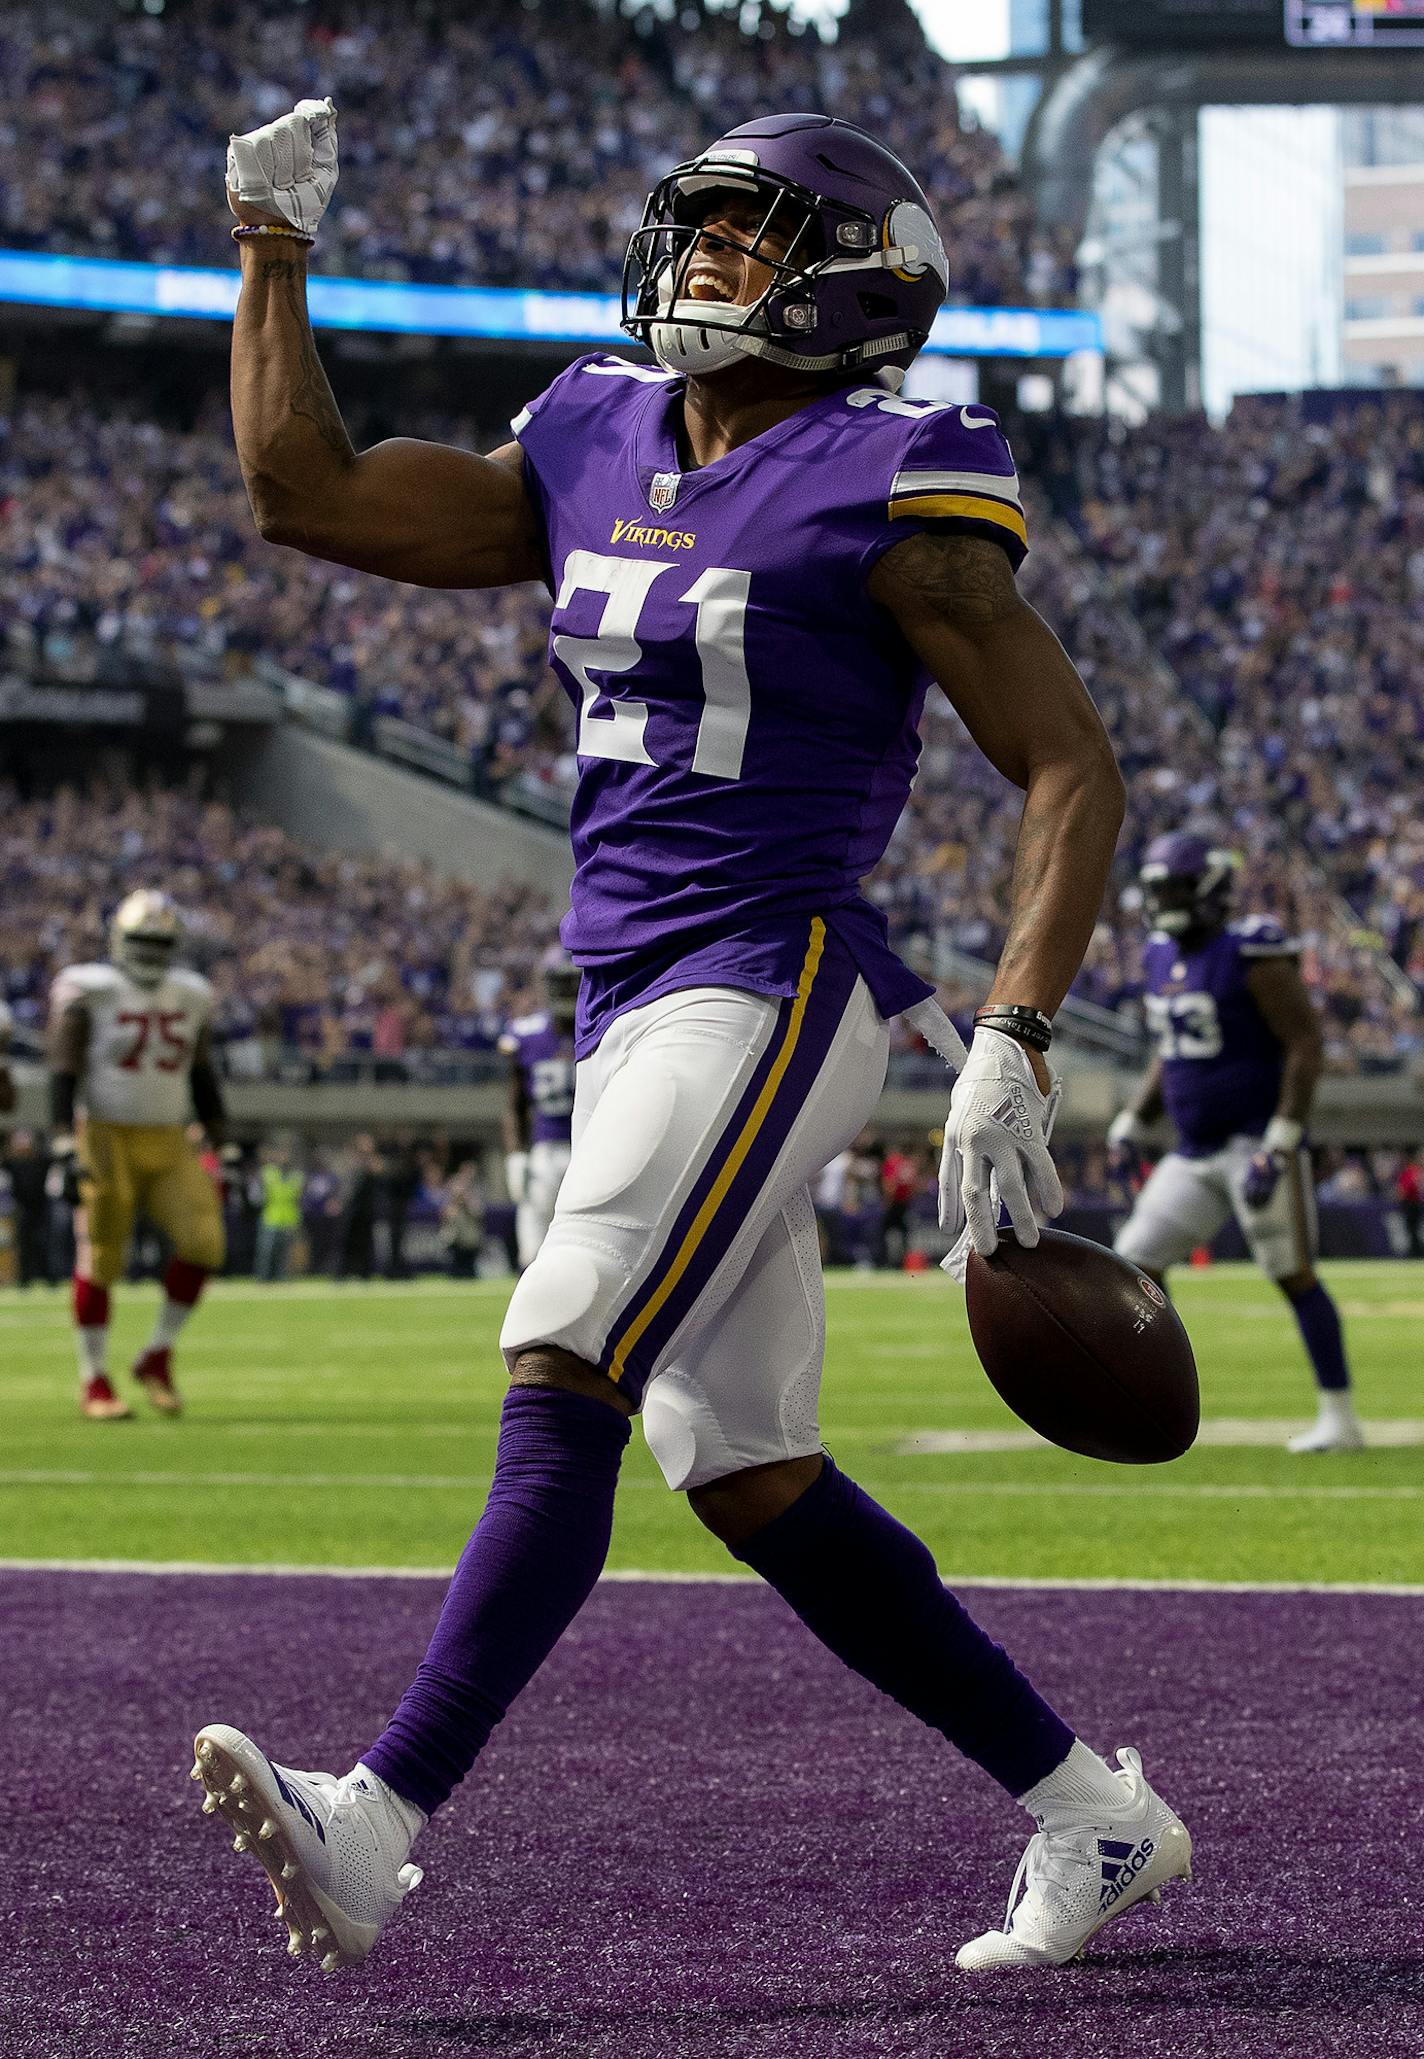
{"left": 231, "top": 222, "right": 315, "bottom": 247}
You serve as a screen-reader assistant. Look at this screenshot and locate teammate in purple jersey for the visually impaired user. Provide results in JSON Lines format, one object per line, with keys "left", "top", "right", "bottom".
{"left": 193, "top": 104, "right": 1193, "bottom": 1977}
{"left": 1110, "top": 833, "right": 1361, "bottom": 1454}
{"left": 500, "top": 961, "right": 578, "bottom": 1269}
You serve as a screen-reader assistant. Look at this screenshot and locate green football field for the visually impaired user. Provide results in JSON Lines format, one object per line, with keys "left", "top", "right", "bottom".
{"left": 2, "top": 1262, "right": 1420, "bottom": 1585}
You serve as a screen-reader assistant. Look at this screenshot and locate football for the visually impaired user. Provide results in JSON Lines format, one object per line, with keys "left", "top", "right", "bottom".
{"left": 965, "top": 1228, "right": 1199, "bottom": 1464}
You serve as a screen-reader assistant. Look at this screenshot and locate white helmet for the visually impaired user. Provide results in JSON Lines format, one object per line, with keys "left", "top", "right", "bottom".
{"left": 111, "top": 889, "right": 182, "bottom": 988}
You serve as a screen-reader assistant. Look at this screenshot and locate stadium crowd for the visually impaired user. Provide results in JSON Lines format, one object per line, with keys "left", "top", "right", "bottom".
{"left": 4, "top": 382, "right": 1419, "bottom": 1067}
{"left": 1073, "top": 393, "right": 1424, "bottom": 1004}
{"left": 0, "top": 784, "right": 559, "bottom": 1069}
{"left": 0, "top": 0, "right": 1075, "bottom": 310}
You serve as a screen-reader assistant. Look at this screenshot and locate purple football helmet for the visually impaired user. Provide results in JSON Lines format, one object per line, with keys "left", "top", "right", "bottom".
{"left": 1139, "top": 833, "right": 1238, "bottom": 937}
{"left": 622, "top": 113, "right": 947, "bottom": 382}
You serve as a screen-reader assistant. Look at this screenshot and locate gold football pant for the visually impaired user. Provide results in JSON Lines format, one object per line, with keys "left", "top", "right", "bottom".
{"left": 77, "top": 1122, "right": 226, "bottom": 1287}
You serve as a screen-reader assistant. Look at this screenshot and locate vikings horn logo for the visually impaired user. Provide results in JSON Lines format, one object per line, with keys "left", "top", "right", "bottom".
{"left": 649, "top": 471, "right": 680, "bottom": 512}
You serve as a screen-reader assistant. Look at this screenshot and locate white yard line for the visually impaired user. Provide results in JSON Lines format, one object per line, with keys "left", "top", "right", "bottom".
{"left": 1, "top": 1557, "right": 1422, "bottom": 1597}
{"left": 2, "top": 1466, "right": 1421, "bottom": 1502}
{"left": 897, "top": 1419, "right": 1424, "bottom": 1453}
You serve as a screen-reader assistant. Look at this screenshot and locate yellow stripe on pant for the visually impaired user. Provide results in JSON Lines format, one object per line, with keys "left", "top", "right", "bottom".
{"left": 607, "top": 918, "right": 827, "bottom": 1386}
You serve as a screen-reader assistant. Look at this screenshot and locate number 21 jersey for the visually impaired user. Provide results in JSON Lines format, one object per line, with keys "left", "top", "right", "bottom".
{"left": 513, "top": 355, "right": 1028, "bottom": 1056}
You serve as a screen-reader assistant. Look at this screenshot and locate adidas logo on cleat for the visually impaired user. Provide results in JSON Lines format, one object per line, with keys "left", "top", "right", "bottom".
{"left": 274, "top": 1767, "right": 327, "bottom": 1844}
{"left": 1097, "top": 1835, "right": 1154, "bottom": 1912}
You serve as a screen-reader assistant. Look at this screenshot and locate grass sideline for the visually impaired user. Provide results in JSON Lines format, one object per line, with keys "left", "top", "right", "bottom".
{"left": 1, "top": 1262, "right": 1419, "bottom": 1584}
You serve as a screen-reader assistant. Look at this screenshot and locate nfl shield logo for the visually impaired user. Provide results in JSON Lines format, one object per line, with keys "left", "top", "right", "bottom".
{"left": 649, "top": 471, "right": 680, "bottom": 512}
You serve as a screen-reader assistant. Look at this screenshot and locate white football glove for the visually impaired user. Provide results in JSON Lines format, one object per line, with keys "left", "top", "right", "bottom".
{"left": 505, "top": 1151, "right": 530, "bottom": 1207}
{"left": 227, "top": 98, "right": 338, "bottom": 236}
{"left": 937, "top": 1027, "right": 1063, "bottom": 1280}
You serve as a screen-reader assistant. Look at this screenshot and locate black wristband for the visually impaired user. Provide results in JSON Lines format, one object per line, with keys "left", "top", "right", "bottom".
{"left": 974, "top": 1005, "right": 1054, "bottom": 1054}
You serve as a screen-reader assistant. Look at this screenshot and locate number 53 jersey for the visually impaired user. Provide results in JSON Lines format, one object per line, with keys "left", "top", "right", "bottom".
{"left": 50, "top": 961, "right": 213, "bottom": 1126}
{"left": 513, "top": 355, "right": 1028, "bottom": 1057}
{"left": 1142, "top": 917, "right": 1296, "bottom": 1157}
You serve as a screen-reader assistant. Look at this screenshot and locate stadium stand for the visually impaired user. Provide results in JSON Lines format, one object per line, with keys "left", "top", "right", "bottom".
{"left": 0, "top": 783, "right": 560, "bottom": 1076}
{"left": 1071, "top": 393, "right": 1424, "bottom": 1002}
{"left": 0, "top": 0, "right": 1075, "bottom": 308}
{"left": 5, "top": 384, "right": 1416, "bottom": 1066}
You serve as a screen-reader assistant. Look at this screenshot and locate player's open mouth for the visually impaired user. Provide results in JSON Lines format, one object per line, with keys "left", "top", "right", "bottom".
{"left": 684, "top": 269, "right": 738, "bottom": 303}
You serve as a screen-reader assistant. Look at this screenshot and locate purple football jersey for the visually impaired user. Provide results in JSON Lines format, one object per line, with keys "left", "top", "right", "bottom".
{"left": 1143, "top": 916, "right": 1296, "bottom": 1156}
{"left": 513, "top": 355, "right": 1028, "bottom": 1055}
{"left": 498, "top": 1012, "right": 576, "bottom": 1145}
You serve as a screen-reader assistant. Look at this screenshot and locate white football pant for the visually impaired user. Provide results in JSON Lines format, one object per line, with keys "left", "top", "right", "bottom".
{"left": 1115, "top": 1137, "right": 1317, "bottom": 1280}
{"left": 500, "top": 922, "right": 889, "bottom": 1491}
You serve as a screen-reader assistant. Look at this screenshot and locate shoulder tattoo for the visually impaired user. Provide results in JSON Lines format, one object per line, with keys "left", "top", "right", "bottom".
{"left": 875, "top": 530, "right": 1021, "bottom": 629}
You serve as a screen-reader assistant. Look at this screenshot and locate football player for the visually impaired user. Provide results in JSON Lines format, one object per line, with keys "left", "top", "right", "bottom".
{"left": 499, "top": 959, "right": 578, "bottom": 1269}
{"left": 1109, "top": 833, "right": 1361, "bottom": 1454}
{"left": 48, "top": 891, "right": 226, "bottom": 1420}
{"left": 193, "top": 107, "right": 1191, "bottom": 1978}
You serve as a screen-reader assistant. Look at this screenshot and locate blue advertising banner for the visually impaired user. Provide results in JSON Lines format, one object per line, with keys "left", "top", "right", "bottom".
{"left": 0, "top": 249, "right": 1103, "bottom": 359}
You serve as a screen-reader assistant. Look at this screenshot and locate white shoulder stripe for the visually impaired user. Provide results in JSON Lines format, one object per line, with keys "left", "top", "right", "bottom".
{"left": 510, "top": 406, "right": 533, "bottom": 435}
{"left": 889, "top": 466, "right": 1022, "bottom": 507}
{"left": 582, "top": 359, "right": 676, "bottom": 384}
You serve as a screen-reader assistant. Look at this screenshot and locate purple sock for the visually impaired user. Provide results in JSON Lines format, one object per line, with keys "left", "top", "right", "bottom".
{"left": 1288, "top": 1282, "right": 1351, "bottom": 1392}
{"left": 364, "top": 1386, "right": 629, "bottom": 1817}
{"left": 734, "top": 1459, "right": 1073, "bottom": 1796}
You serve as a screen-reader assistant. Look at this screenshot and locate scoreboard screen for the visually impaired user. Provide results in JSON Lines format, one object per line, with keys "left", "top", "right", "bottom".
{"left": 1086, "top": 0, "right": 1424, "bottom": 40}
{"left": 1082, "top": 1, "right": 1282, "bottom": 43}
{"left": 1287, "top": 0, "right": 1424, "bottom": 43}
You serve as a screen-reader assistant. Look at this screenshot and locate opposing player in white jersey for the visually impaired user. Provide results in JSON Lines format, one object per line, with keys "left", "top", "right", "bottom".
{"left": 48, "top": 891, "right": 227, "bottom": 1420}
{"left": 499, "top": 961, "right": 578, "bottom": 1268}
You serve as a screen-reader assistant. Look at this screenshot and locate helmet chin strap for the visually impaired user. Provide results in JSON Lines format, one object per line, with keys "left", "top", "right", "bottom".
{"left": 650, "top": 300, "right": 913, "bottom": 380}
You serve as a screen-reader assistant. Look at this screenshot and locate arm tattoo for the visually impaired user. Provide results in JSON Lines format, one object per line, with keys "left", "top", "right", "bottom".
{"left": 259, "top": 255, "right": 352, "bottom": 463}
{"left": 879, "top": 531, "right": 1020, "bottom": 628}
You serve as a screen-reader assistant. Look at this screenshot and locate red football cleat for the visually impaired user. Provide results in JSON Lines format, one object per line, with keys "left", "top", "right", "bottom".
{"left": 81, "top": 1374, "right": 133, "bottom": 1422}
{"left": 133, "top": 1346, "right": 183, "bottom": 1416}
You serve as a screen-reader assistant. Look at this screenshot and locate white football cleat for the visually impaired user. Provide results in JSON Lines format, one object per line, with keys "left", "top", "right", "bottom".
{"left": 191, "top": 1724, "right": 422, "bottom": 1970}
{"left": 1287, "top": 1413, "right": 1365, "bottom": 1455}
{"left": 956, "top": 1747, "right": 1191, "bottom": 1972}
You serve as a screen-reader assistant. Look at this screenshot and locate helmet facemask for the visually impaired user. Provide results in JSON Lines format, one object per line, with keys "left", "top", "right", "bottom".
{"left": 111, "top": 889, "right": 181, "bottom": 988}
{"left": 1140, "top": 852, "right": 1236, "bottom": 937}
{"left": 626, "top": 168, "right": 825, "bottom": 378}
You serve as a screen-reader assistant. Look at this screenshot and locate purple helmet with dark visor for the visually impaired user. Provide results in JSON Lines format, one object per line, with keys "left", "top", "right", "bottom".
{"left": 622, "top": 112, "right": 947, "bottom": 382}
{"left": 1139, "top": 832, "right": 1238, "bottom": 937}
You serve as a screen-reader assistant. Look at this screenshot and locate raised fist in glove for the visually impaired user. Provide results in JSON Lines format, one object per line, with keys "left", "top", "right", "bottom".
{"left": 1241, "top": 1117, "right": 1302, "bottom": 1211}
{"left": 227, "top": 98, "right": 338, "bottom": 236}
{"left": 938, "top": 1027, "right": 1063, "bottom": 1274}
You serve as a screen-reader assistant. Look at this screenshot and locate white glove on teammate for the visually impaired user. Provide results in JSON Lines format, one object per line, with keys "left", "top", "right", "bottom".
{"left": 227, "top": 99, "right": 339, "bottom": 236}
{"left": 937, "top": 1027, "right": 1064, "bottom": 1281}
{"left": 1107, "top": 1109, "right": 1147, "bottom": 1150}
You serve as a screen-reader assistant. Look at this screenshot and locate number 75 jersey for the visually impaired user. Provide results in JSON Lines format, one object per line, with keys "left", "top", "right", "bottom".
{"left": 513, "top": 354, "right": 1028, "bottom": 1056}
{"left": 50, "top": 961, "right": 213, "bottom": 1126}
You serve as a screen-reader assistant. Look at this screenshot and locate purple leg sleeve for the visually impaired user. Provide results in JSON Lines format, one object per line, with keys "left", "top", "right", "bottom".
{"left": 1287, "top": 1281, "right": 1351, "bottom": 1392}
{"left": 365, "top": 1386, "right": 629, "bottom": 1817}
{"left": 734, "top": 1459, "right": 1073, "bottom": 1797}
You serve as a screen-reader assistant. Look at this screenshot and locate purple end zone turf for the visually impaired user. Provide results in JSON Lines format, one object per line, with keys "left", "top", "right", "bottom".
{"left": 4, "top": 1571, "right": 1423, "bottom": 2059}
